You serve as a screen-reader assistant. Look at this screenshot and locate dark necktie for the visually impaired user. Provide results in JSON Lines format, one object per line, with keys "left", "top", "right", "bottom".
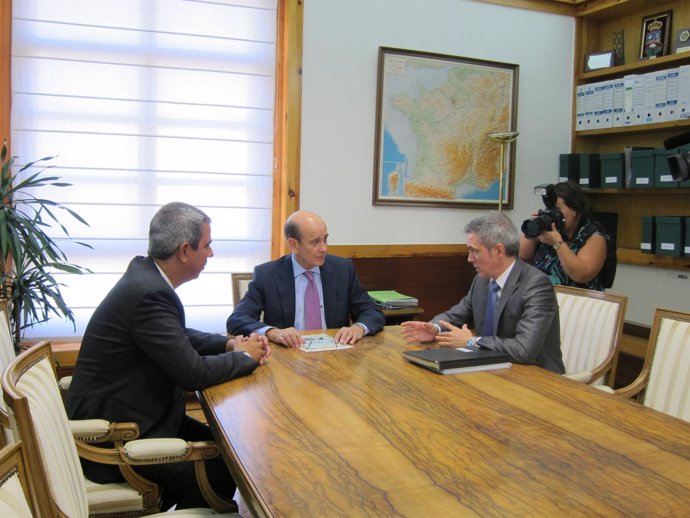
{"left": 303, "top": 271, "right": 322, "bottom": 330}
{"left": 482, "top": 280, "right": 500, "bottom": 336}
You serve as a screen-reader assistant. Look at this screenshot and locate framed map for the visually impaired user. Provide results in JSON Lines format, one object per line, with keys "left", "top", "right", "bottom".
{"left": 373, "top": 47, "right": 519, "bottom": 208}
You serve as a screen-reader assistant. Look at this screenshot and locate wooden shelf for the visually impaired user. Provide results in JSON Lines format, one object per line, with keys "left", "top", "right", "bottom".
{"left": 572, "top": 0, "right": 689, "bottom": 272}
{"left": 576, "top": 0, "right": 661, "bottom": 21}
{"left": 584, "top": 187, "right": 690, "bottom": 195}
{"left": 617, "top": 247, "right": 690, "bottom": 270}
{"left": 576, "top": 119, "right": 690, "bottom": 138}
{"left": 579, "top": 52, "right": 690, "bottom": 82}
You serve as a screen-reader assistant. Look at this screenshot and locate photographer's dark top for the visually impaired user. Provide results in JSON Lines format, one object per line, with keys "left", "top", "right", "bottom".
{"left": 532, "top": 220, "right": 604, "bottom": 291}
{"left": 66, "top": 256, "right": 258, "bottom": 483}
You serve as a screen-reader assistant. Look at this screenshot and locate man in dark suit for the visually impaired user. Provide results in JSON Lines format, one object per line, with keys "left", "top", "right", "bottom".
{"left": 227, "top": 210, "right": 384, "bottom": 347}
{"left": 402, "top": 212, "right": 564, "bottom": 374}
{"left": 66, "top": 202, "right": 271, "bottom": 511}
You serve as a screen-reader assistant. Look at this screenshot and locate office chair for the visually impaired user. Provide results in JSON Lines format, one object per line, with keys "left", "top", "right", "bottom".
{"left": 231, "top": 272, "right": 253, "bottom": 307}
{"left": 0, "top": 441, "right": 35, "bottom": 517}
{"left": 555, "top": 285, "right": 627, "bottom": 386}
{"left": 2, "top": 341, "right": 240, "bottom": 517}
{"left": 602, "top": 308, "right": 690, "bottom": 422}
{"left": 0, "top": 300, "right": 16, "bottom": 448}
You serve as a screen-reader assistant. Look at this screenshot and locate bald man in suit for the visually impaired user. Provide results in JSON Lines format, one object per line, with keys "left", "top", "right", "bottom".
{"left": 227, "top": 210, "right": 384, "bottom": 347}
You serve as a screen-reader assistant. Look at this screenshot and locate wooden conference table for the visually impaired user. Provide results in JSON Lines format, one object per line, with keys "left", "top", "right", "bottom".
{"left": 199, "top": 327, "right": 690, "bottom": 517}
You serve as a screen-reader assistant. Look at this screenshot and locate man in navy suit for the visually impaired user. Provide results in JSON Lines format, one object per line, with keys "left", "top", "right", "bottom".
{"left": 402, "top": 212, "right": 564, "bottom": 374}
{"left": 227, "top": 210, "right": 384, "bottom": 347}
{"left": 67, "top": 202, "right": 271, "bottom": 511}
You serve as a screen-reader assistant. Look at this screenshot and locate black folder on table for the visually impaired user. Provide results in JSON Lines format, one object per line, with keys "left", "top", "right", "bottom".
{"left": 403, "top": 347, "right": 511, "bottom": 374}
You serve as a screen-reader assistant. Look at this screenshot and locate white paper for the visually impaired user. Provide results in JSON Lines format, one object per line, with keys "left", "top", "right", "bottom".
{"left": 300, "top": 334, "right": 353, "bottom": 352}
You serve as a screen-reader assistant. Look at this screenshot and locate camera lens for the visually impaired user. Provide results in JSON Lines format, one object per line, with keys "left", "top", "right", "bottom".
{"left": 521, "top": 208, "right": 564, "bottom": 239}
{"left": 521, "top": 216, "right": 549, "bottom": 239}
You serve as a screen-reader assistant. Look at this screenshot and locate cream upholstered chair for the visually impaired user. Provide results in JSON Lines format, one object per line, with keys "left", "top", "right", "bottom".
{"left": 0, "top": 441, "right": 34, "bottom": 517}
{"left": 555, "top": 285, "right": 627, "bottom": 386}
{"left": 2, "top": 340, "right": 240, "bottom": 518}
{"left": 232, "top": 272, "right": 263, "bottom": 323}
{"left": 0, "top": 300, "right": 16, "bottom": 448}
{"left": 603, "top": 308, "right": 690, "bottom": 422}
{"left": 231, "top": 272, "right": 253, "bottom": 306}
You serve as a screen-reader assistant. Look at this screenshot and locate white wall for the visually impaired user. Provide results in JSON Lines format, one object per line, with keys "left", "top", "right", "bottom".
{"left": 301, "top": 0, "right": 575, "bottom": 244}
{"left": 610, "top": 265, "right": 689, "bottom": 325}
{"left": 300, "top": 0, "right": 688, "bottom": 326}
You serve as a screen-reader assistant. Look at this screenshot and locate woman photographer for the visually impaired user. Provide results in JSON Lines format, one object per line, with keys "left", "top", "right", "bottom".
{"left": 519, "top": 181, "right": 607, "bottom": 291}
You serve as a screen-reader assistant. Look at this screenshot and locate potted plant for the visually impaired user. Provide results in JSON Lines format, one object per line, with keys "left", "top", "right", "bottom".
{"left": 1, "top": 141, "right": 91, "bottom": 349}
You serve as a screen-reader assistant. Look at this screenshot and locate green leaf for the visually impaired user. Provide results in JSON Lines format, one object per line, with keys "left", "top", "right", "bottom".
{"left": 1, "top": 141, "right": 90, "bottom": 345}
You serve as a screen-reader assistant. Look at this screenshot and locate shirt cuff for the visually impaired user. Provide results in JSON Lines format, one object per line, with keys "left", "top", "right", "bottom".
{"left": 257, "top": 325, "right": 273, "bottom": 336}
{"left": 355, "top": 322, "right": 369, "bottom": 335}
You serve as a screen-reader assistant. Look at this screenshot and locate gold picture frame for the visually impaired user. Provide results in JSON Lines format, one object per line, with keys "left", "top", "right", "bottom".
{"left": 372, "top": 47, "right": 519, "bottom": 209}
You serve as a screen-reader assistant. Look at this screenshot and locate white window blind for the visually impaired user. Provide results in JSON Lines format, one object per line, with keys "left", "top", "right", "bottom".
{"left": 11, "top": 0, "right": 275, "bottom": 338}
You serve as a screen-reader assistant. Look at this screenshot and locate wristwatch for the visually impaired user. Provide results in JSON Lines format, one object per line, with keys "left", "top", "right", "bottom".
{"left": 553, "top": 241, "right": 564, "bottom": 251}
{"left": 466, "top": 337, "right": 481, "bottom": 350}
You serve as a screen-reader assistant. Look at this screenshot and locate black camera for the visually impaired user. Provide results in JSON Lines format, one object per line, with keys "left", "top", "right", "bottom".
{"left": 521, "top": 208, "right": 565, "bottom": 239}
{"left": 664, "top": 131, "right": 690, "bottom": 181}
{"left": 667, "top": 152, "right": 690, "bottom": 181}
{"left": 520, "top": 184, "right": 565, "bottom": 239}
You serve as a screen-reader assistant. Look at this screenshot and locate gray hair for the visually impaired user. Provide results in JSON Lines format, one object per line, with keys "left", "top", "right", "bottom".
{"left": 148, "top": 202, "right": 210, "bottom": 259}
{"left": 464, "top": 212, "right": 520, "bottom": 256}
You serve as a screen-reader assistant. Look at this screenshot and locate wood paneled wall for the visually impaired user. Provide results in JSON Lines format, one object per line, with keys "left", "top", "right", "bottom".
{"left": 351, "top": 254, "right": 475, "bottom": 321}
{"left": 325, "top": 245, "right": 474, "bottom": 320}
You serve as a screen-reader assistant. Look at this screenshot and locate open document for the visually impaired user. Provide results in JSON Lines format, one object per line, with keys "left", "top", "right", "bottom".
{"left": 300, "top": 334, "right": 353, "bottom": 352}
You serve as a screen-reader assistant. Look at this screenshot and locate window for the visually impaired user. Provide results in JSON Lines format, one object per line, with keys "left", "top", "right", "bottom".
{"left": 11, "top": 0, "right": 276, "bottom": 338}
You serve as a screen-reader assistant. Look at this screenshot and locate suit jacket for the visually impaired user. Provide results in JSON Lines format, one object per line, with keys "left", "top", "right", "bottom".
{"left": 226, "top": 255, "right": 384, "bottom": 336}
{"left": 66, "top": 256, "right": 257, "bottom": 482}
{"left": 432, "top": 258, "right": 564, "bottom": 374}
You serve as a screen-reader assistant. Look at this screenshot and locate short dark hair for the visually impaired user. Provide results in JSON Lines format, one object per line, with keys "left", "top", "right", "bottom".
{"left": 148, "top": 202, "right": 210, "bottom": 259}
{"left": 464, "top": 212, "right": 520, "bottom": 256}
{"left": 553, "top": 181, "right": 591, "bottom": 224}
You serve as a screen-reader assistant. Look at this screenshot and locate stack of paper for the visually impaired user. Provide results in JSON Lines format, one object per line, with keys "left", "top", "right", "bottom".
{"left": 368, "top": 290, "right": 418, "bottom": 309}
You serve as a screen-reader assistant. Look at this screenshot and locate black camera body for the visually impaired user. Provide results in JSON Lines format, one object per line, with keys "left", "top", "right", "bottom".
{"left": 521, "top": 207, "right": 566, "bottom": 239}
{"left": 664, "top": 131, "right": 690, "bottom": 181}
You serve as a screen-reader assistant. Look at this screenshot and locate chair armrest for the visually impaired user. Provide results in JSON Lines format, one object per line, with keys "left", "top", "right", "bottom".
{"left": 122, "top": 439, "right": 233, "bottom": 512}
{"left": 69, "top": 419, "right": 140, "bottom": 442}
{"left": 121, "top": 439, "right": 221, "bottom": 464}
{"left": 612, "top": 373, "right": 648, "bottom": 400}
{"left": 564, "top": 370, "right": 593, "bottom": 384}
{"left": 594, "top": 375, "right": 648, "bottom": 400}
{"left": 58, "top": 375, "right": 72, "bottom": 393}
{"left": 75, "top": 427, "right": 234, "bottom": 513}
{"left": 121, "top": 438, "right": 191, "bottom": 463}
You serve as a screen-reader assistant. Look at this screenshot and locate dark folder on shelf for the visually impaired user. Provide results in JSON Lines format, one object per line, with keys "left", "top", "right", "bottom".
{"left": 403, "top": 347, "right": 511, "bottom": 374}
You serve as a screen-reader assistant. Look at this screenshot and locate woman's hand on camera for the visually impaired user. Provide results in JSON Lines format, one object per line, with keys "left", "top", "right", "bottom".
{"left": 538, "top": 224, "right": 563, "bottom": 248}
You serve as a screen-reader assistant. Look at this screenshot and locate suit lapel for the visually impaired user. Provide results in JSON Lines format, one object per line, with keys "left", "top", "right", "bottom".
{"left": 495, "top": 260, "right": 522, "bottom": 325}
{"left": 320, "top": 259, "right": 337, "bottom": 328}
{"left": 275, "top": 256, "right": 297, "bottom": 326}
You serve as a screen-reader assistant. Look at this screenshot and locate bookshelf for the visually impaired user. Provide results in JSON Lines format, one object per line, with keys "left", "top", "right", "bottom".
{"left": 572, "top": 0, "right": 690, "bottom": 270}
